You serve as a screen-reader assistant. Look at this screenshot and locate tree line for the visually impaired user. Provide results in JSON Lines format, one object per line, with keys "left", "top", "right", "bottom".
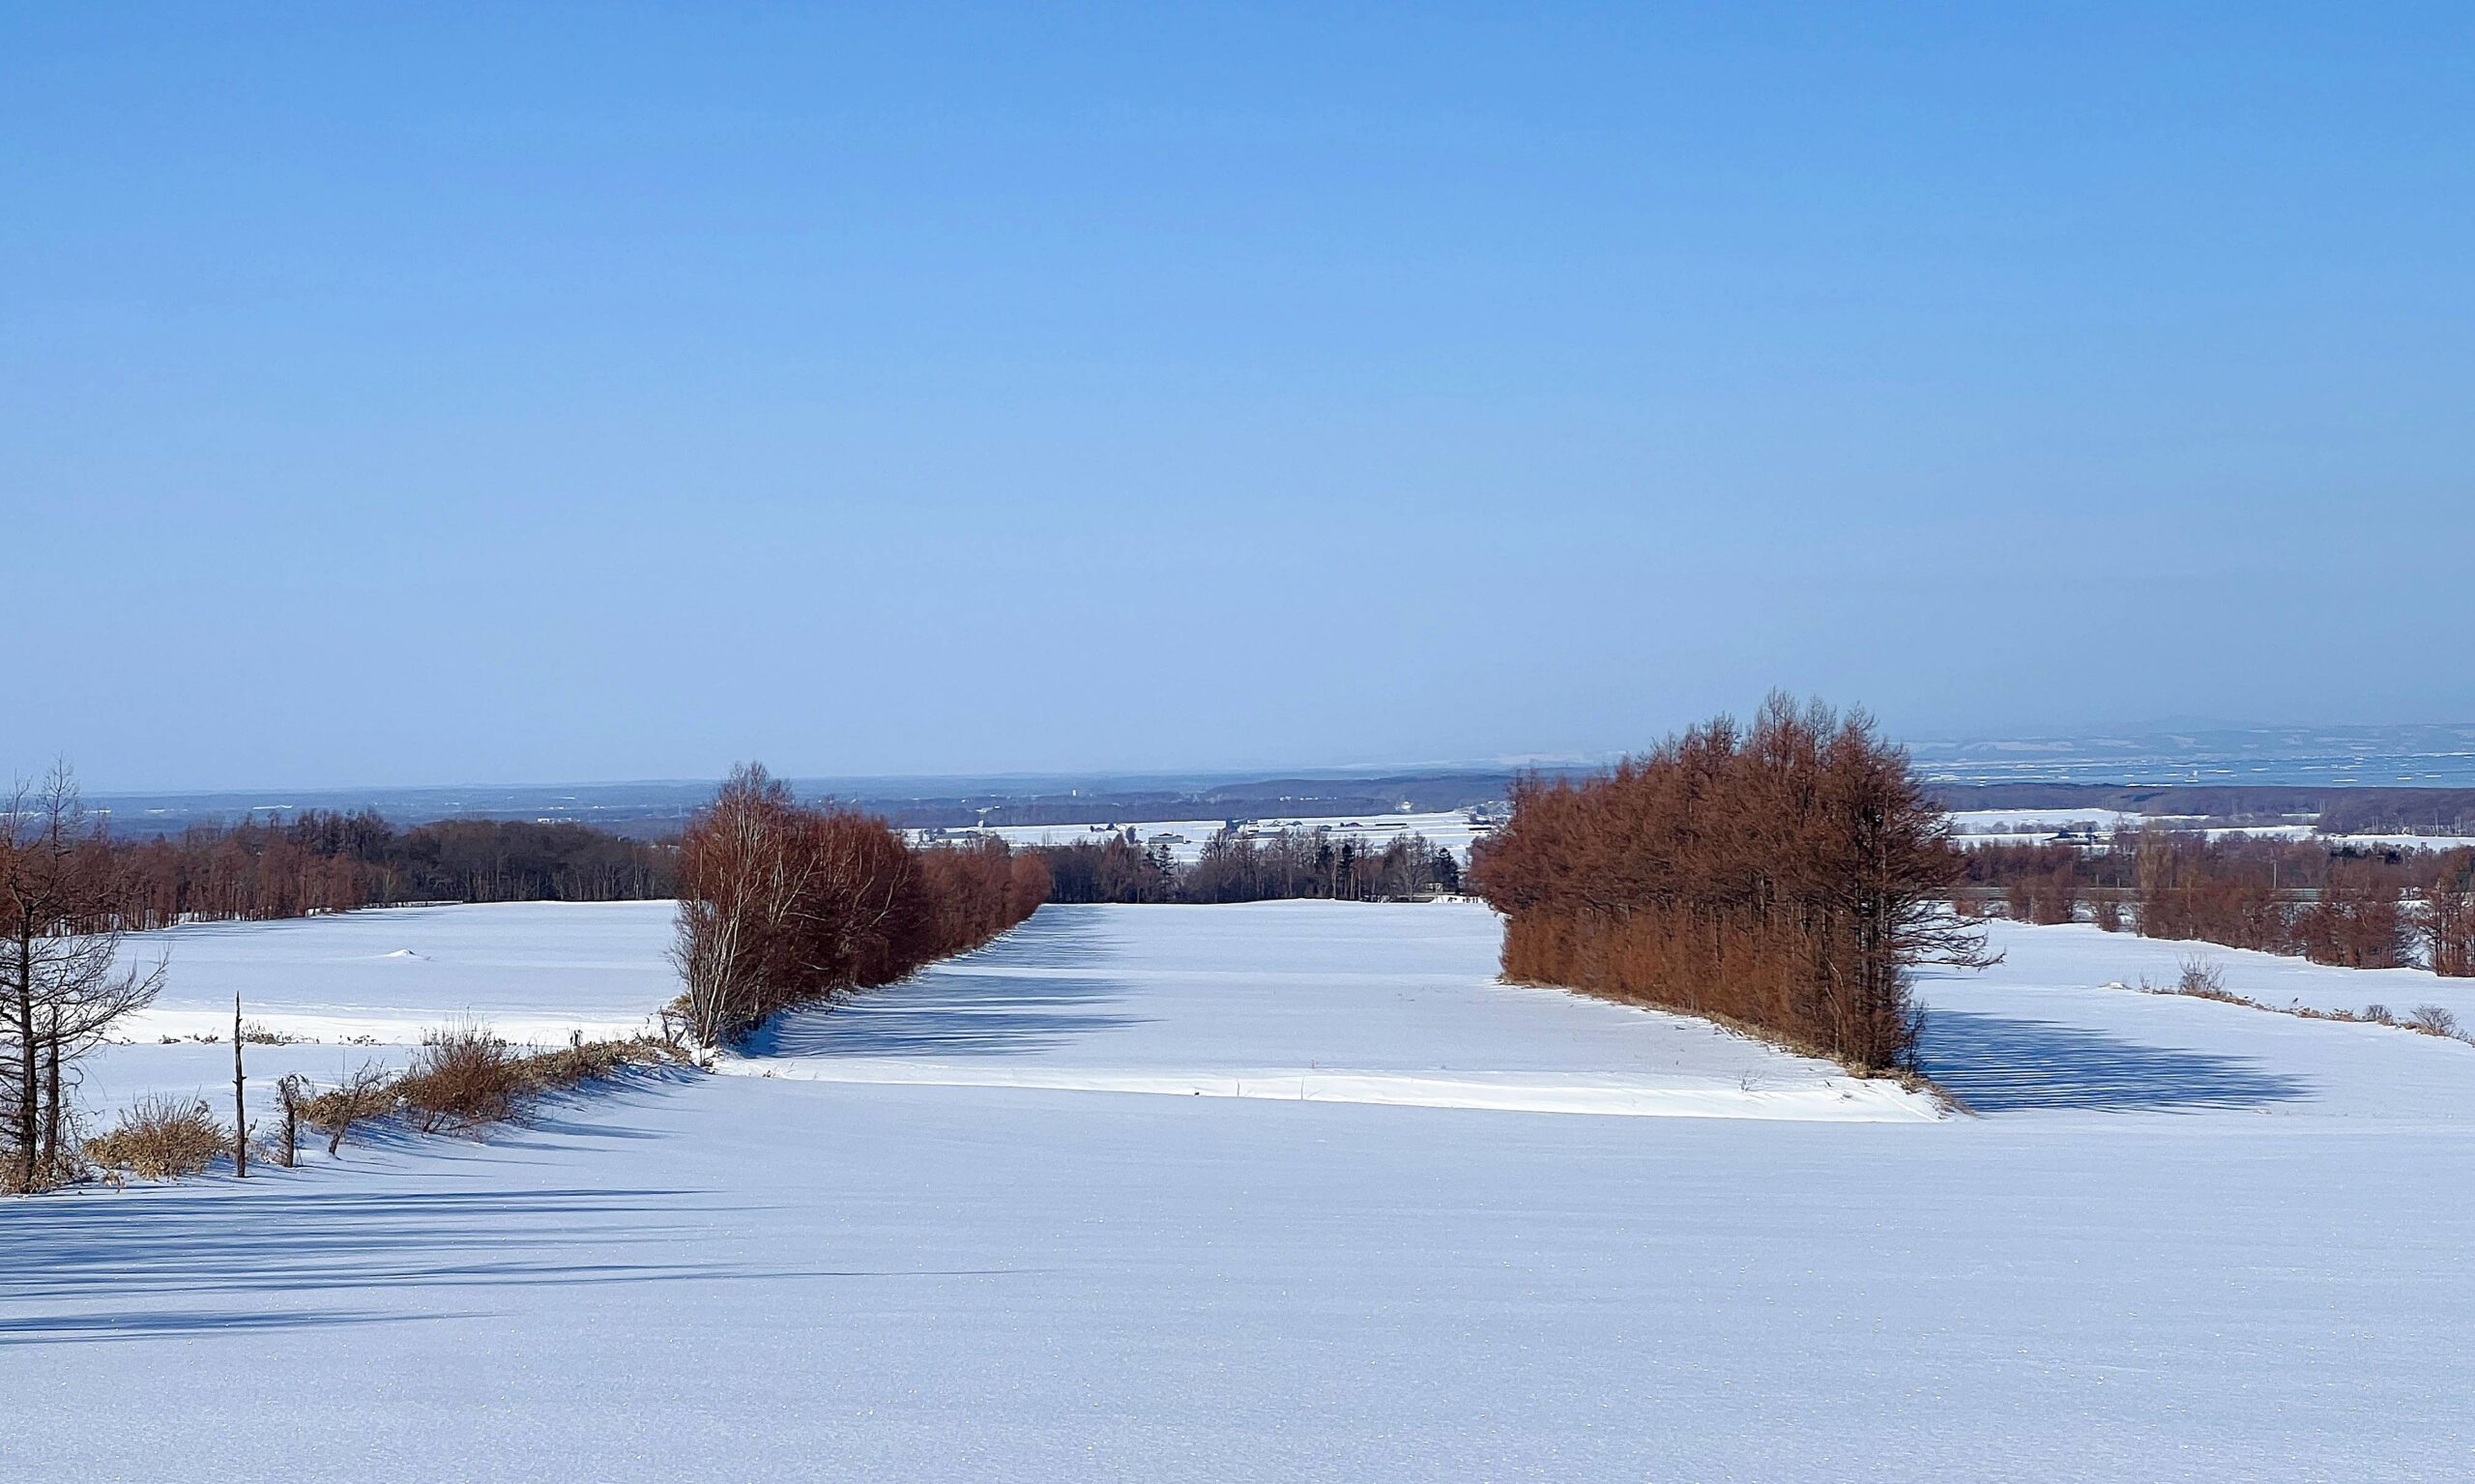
{"left": 672, "top": 765, "right": 1050, "bottom": 1045}
{"left": 1467, "top": 696, "right": 1987, "bottom": 1075}
{"left": 4, "top": 763, "right": 679, "bottom": 1192}
{"left": 53, "top": 809, "right": 674, "bottom": 930}
{"left": 1033, "top": 829, "right": 1463, "bottom": 905}
{"left": 1962, "top": 831, "right": 2475, "bottom": 975}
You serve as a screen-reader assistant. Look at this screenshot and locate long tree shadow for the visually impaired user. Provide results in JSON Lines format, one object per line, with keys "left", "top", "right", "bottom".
{"left": 1, "top": 1181, "right": 1040, "bottom": 1348}
{"left": 747, "top": 907, "right": 1150, "bottom": 1060}
{"left": 1918, "top": 1009, "right": 2315, "bottom": 1113}
{"left": 0, "top": 1307, "right": 464, "bottom": 1346}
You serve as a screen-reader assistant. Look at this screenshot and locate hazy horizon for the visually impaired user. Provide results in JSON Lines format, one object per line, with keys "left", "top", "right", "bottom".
{"left": 40, "top": 717, "right": 2475, "bottom": 802}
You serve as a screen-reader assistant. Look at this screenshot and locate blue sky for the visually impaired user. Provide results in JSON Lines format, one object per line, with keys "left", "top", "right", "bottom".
{"left": 4, "top": 4, "right": 2469, "bottom": 789}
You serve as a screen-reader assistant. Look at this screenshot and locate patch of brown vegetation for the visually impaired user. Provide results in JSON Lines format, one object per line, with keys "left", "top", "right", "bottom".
{"left": 85, "top": 1095, "right": 227, "bottom": 1180}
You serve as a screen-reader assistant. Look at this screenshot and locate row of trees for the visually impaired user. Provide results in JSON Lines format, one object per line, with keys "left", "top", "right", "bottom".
{"left": 1468, "top": 697, "right": 1987, "bottom": 1074}
{"left": 92, "top": 812, "right": 674, "bottom": 927}
{"left": 1034, "top": 829, "right": 1463, "bottom": 905}
{"left": 1964, "top": 832, "right": 2475, "bottom": 974}
{"left": 672, "top": 765, "right": 1050, "bottom": 1045}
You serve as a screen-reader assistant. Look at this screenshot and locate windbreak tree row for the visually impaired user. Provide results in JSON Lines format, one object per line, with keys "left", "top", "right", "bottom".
{"left": 1963, "top": 833, "right": 2475, "bottom": 975}
{"left": 46, "top": 812, "right": 674, "bottom": 930}
{"left": 672, "top": 765, "right": 1050, "bottom": 1046}
{"left": 1468, "top": 696, "right": 1987, "bottom": 1075}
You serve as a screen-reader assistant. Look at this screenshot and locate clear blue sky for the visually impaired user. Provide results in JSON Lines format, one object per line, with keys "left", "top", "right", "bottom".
{"left": 5, "top": 4, "right": 2469, "bottom": 790}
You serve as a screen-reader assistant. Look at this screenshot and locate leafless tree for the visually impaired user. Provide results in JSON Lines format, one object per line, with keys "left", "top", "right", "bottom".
{"left": 272, "top": 1072, "right": 311, "bottom": 1168}
{"left": 673, "top": 764, "right": 1044, "bottom": 1046}
{"left": 319, "top": 1061, "right": 397, "bottom": 1155}
{"left": 2414, "top": 858, "right": 2475, "bottom": 977}
{"left": 3, "top": 765, "right": 165, "bottom": 1192}
{"left": 231, "top": 993, "right": 248, "bottom": 1178}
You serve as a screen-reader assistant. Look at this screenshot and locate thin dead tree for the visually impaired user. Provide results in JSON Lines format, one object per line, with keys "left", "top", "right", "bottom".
{"left": 273, "top": 1072, "right": 310, "bottom": 1168}
{"left": 321, "top": 1061, "right": 396, "bottom": 1155}
{"left": 232, "top": 992, "right": 248, "bottom": 1178}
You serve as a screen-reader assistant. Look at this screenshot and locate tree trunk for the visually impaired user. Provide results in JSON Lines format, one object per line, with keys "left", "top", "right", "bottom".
{"left": 41, "top": 1032, "right": 62, "bottom": 1181}
{"left": 231, "top": 993, "right": 248, "bottom": 1179}
{"left": 13, "top": 936, "right": 36, "bottom": 1192}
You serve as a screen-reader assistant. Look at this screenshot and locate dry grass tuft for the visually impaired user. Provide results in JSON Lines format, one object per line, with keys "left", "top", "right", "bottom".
{"left": 394, "top": 1018, "right": 522, "bottom": 1132}
{"left": 512, "top": 1033, "right": 679, "bottom": 1094}
{"left": 2175, "top": 956, "right": 2237, "bottom": 1001}
{"left": 2403, "top": 1004, "right": 2462, "bottom": 1037}
{"left": 2118, "top": 973, "right": 2475, "bottom": 1052}
{"left": 85, "top": 1095, "right": 227, "bottom": 1180}
{"left": 306, "top": 1029, "right": 685, "bottom": 1146}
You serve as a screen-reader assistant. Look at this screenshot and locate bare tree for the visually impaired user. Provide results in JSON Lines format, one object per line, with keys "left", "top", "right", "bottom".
{"left": 231, "top": 993, "right": 248, "bottom": 1178}
{"left": 3, "top": 766, "right": 165, "bottom": 1192}
{"left": 320, "top": 1061, "right": 396, "bottom": 1155}
{"left": 672, "top": 764, "right": 1042, "bottom": 1047}
{"left": 671, "top": 764, "right": 804, "bottom": 1045}
{"left": 273, "top": 1072, "right": 311, "bottom": 1168}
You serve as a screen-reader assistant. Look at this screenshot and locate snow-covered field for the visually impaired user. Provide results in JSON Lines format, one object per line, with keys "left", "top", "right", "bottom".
{"left": 1941, "top": 808, "right": 2472, "bottom": 852}
{"left": 11, "top": 902, "right": 2473, "bottom": 1481}
{"left": 79, "top": 901, "right": 676, "bottom": 1127}
{"left": 1942, "top": 806, "right": 2153, "bottom": 833}
{"left": 727, "top": 903, "right": 1931, "bottom": 1120}
{"left": 1988, "top": 919, "right": 2475, "bottom": 1025}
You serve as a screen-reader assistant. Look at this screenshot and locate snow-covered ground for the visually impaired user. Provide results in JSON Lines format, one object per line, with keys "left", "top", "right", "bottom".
{"left": 1942, "top": 806, "right": 2153, "bottom": 833}
{"left": 1940, "top": 808, "right": 2471, "bottom": 852}
{"left": 1976, "top": 918, "right": 2475, "bottom": 1025}
{"left": 78, "top": 901, "right": 677, "bottom": 1127}
{"left": 11, "top": 902, "right": 2473, "bottom": 1481}
{"left": 726, "top": 903, "right": 1932, "bottom": 1120}
{"left": 120, "top": 900, "right": 676, "bottom": 1042}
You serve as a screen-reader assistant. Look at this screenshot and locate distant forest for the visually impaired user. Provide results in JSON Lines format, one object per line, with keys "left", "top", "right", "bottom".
{"left": 1962, "top": 832, "right": 2475, "bottom": 975}
{"left": 88, "top": 811, "right": 675, "bottom": 927}
{"left": 1034, "top": 829, "right": 1462, "bottom": 905}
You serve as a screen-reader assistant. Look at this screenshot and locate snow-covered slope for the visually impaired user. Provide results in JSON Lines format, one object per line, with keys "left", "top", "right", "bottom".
{"left": 10, "top": 903, "right": 2472, "bottom": 1482}
{"left": 729, "top": 902, "right": 1936, "bottom": 1120}
{"left": 79, "top": 902, "right": 677, "bottom": 1127}
{"left": 1964, "top": 917, "right": 2475, "bottom": 1026}
{"left": 119, "top": 900, "right": 676, "bottom": 1044}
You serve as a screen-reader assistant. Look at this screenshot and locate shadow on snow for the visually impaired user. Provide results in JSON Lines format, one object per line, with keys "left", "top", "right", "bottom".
{"left": 747, "top": 907, "right": 1150, "bottom": 1060}
{"left": 1, "top": 1179, "right": 1042, "bottom": 1348}
{"left": 1917, "top": 1009, "right": 2314, "bottom": 1114}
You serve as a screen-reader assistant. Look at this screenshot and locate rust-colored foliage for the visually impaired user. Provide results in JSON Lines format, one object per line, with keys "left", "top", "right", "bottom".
{"left": 672, "top": 765, "right": 1048, "bottom": 1045}
{"left": 1965, "top": 831, "right": 2471, "bottom": 975}
{"left": 1468, "top": 696, "right": 1986, "bottom": 1074}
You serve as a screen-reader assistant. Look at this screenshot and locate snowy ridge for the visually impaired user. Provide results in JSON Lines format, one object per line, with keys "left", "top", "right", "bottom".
{"left": 714, "top": 1054, "right": 1940, "bottom": 1120}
